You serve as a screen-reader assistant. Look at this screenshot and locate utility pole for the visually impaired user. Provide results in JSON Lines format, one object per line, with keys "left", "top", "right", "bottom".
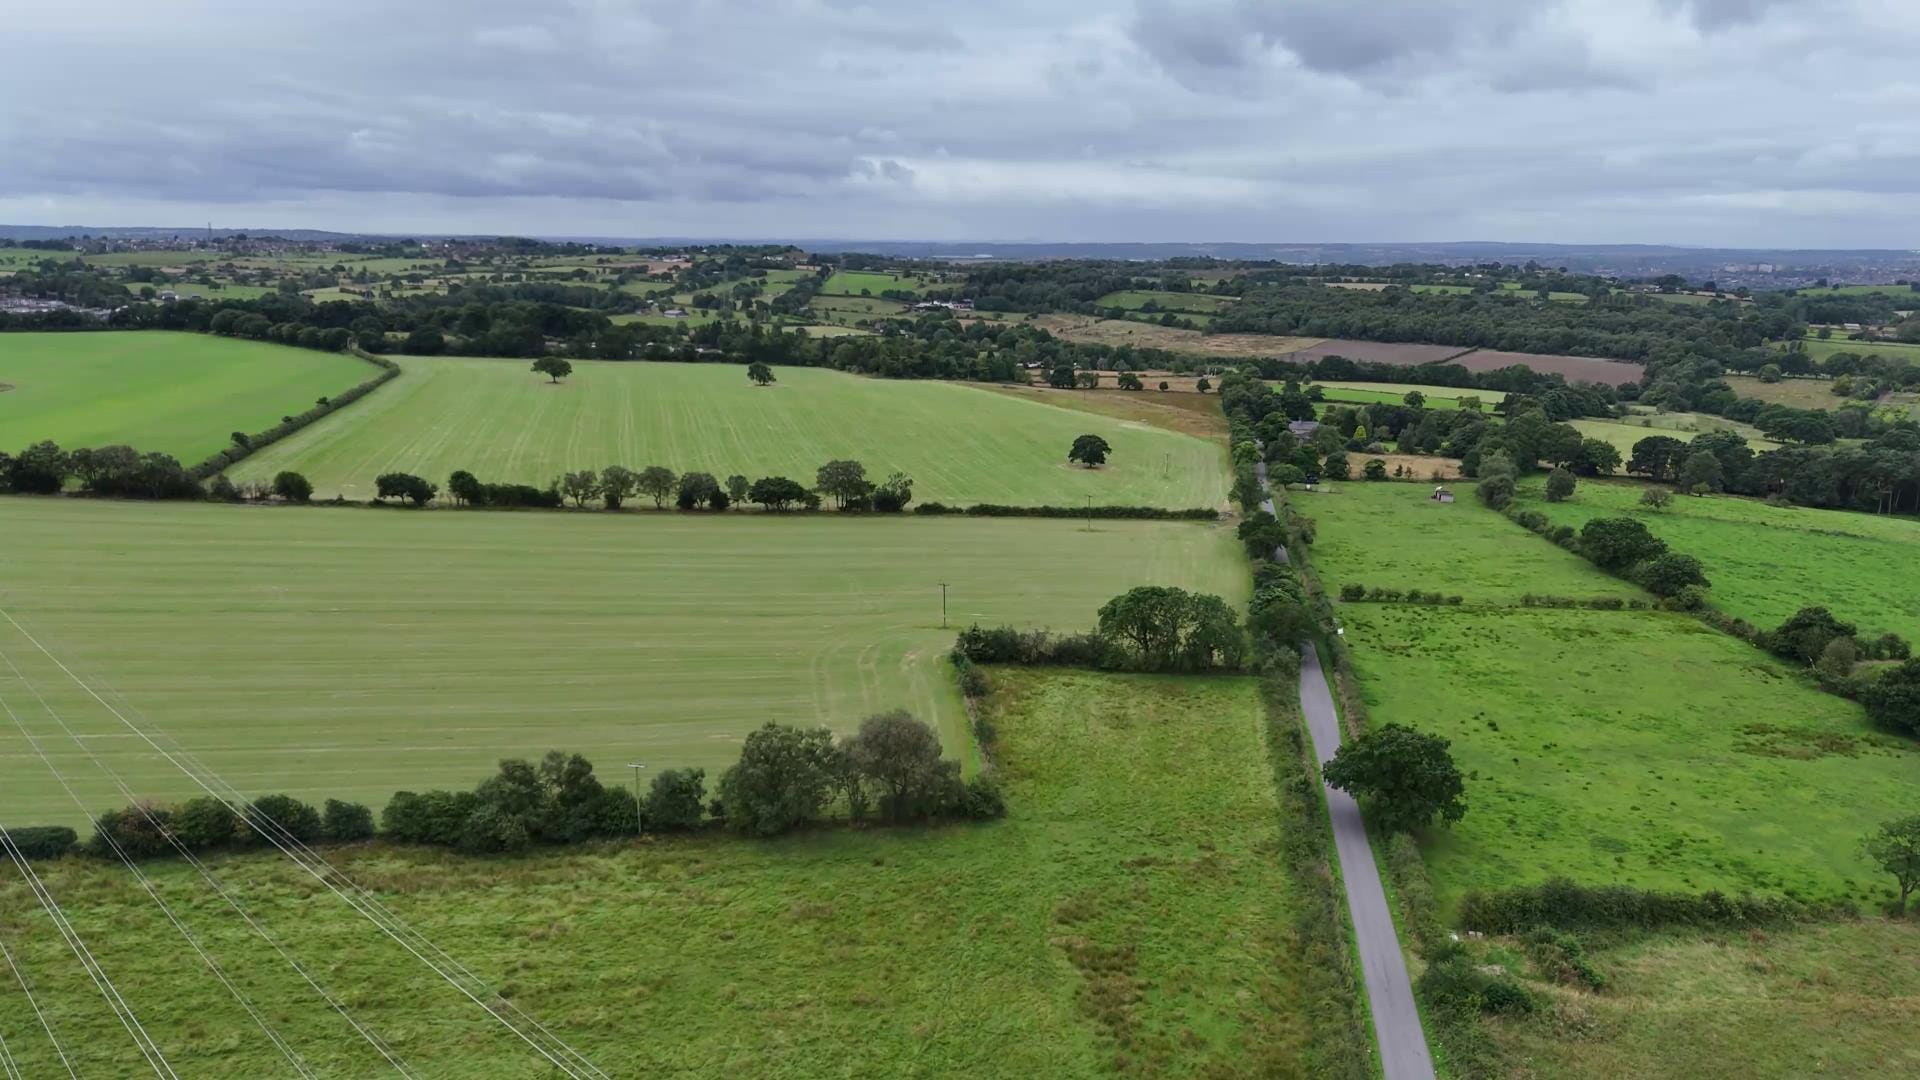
{"left": 626, "top": 762, "right": 647, "bottom": 837}
{"left": 1084, "top": 494, "right": 1093, "bottom": 533}
{"left": 939, "top": 582, "right": 949, "bottom": 628}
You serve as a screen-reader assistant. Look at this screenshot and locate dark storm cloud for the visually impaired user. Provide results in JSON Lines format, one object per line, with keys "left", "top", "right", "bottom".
{"left": 0, "top": 0, "right": 1916, "bottom": 246}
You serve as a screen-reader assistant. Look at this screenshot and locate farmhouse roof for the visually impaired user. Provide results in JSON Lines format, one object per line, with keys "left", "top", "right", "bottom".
{"left": 1288, "top": 420, "right": 1321, "bottom": 437}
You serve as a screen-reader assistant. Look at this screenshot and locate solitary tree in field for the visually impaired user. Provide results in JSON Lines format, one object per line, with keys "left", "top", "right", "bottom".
{"left": 748, "top": 475, "right": 809, "bottom": 511}
{"left": 1159, "top": 381, "right": 1170, "bottom": 391}
{"left": 1322, "top": 724, "right": 1467, "bottom": 834}
{"left": 747, "top": 362, "right": 775, "bottom": 386}
{"left": 636, "top": 466, "right": 677, "bottom": 508}
{"left": 1640, "top": 487, "right": 1673, "bottom": 510}
{"left": 844, "top": 711, "right": 960, "bottom": 822}
{"left": 1048, "top": 364, "right": 1075, "bottom": 389}
{"left": 1117, "top": 372, "right": 1143, "bottom": 391}
{"left": 1863, "top": 815, "right": 1920, "bottom": 914}
{"left": 1403, "top": 391, "right": 1426, "bottom": 408}
{"left": 533, "top": 356, "right": 573, "bottom": 383}
{"left": 1068, "top": 434, "right": 1112, "bottom": 468}
{"left": 1195, "top": 376, "right": 1211, "bottom": 393}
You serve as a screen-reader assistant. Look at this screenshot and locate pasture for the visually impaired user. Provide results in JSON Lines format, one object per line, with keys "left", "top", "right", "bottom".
{"left": 1094, "top": 289, "right": 1235, "bottom": 313}
{"left": 1514, "top": 477, "right": 1920, "bottom": 639}
{"left": 0, "top": 331, "right": 377, "bottom": 463}
{"left": 1791, "top": 336, "right": 1920, "bottom": 365}
{"left": 0, "top": 500, "right": 1248, "bottom": 826}
{"left": 1309, "top": 380, "right": 1502, "bottom": 411}
{"left": 1296, "top": 482, "right": 1635, "bottom": 601}
{"left": 1569, "top": 415, "right": 1779, "bottom": 456}
{"left": 1342, "top": 603, "right": 1916, "bottom": 913}
{"left": 1489, "top": 919, "right": 1920, "bottom": 1078}
{"left": 228, "top": 358, "right": 1230, "bottom": 506}
{"left": 1722, "top": 374, "right": 1843, "bottom": 409}
{"left": 0, "top": 670, "right": 1321, "bottom": 1076}
{"left": 819, "top": 270, "right": 944, "bottom": 297}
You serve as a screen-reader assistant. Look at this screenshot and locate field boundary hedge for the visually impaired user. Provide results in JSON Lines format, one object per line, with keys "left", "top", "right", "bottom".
{"left": 1457, "top": 877, "right": 1848, "bottom": 934}
{"left": 189, "top": 347, "right": 401, "bottom": 479}
{"left": 914, "top": 502, "right": 1217, "bottom": 520}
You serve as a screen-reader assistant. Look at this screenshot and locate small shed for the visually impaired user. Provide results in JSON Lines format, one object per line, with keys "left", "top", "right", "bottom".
{"left": 1431, "top": 486, "right": 1456, "bottom": 503}
{"left": 1288, "top": 419, "right": 1321, "bottom": 438}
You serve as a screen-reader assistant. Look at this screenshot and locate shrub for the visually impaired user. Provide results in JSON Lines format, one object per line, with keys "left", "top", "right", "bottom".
{"left": 1522, "top": 928, "right": 1607, "bottom": 990}
{"left": 374, "top": 472, "right": 437, "bottom": 507}
{"left": 645, "top": 768, "right": 708, "bottom": 830}
{"left": 958, "top": 775, "right": 1007, "bottom": 820}
{"left": 1544, "top": 466, "right": 1577, "bottom": 503}
{"left": 1, "top": 825, "right": 76, "bottom": 860}
{"left": 208, "top": 474, "right": 242, "bottom": 503}
{"left": 321, "top": 799, "right": 376, "bottom": 841}
{"left": 173, "top": 796, "right": 240, "bottom": 850}
{"left": 1636, "top": 552, "right": 1709, "bottom": 597}
{"left": 1457, "top": 877, "right": 1820, "bottom": 933}
{"left": 272, "top": 470, "right": 314, "bottom": 503}
{"left": 1417, "top": 946, "right": 1536, "bottom": 1016}
{"left": 246, "top": 793, "right": 323, "bottom": 843}
{"left": 1339, "top": 582, "right": 1367, "bottom": 601}
{"left": 89, "top": 804, "right": 174, "bottom": 859}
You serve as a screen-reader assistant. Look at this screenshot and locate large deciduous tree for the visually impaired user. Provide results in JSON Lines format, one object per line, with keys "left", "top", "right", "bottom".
{"left": 844, "top": 711, "right": 961, "bottom": 823}
{"left": 1068, "top": 434, "right": 1112, "bottom": 468}
{"left": 1322, "top": 724, "right": 1468, "bottom": 834}
{"left": 1579, "top": 517, "right": 1667, "bottom": 569}
{"left": 1863, "top": 815, "right": 1920, "bottom": 913}
{"left": 815, "top": 459, "right": 872, "bottom": 509}
{"left": 717, "top": 723, "right": 840, "bottom": 836}
{"left": 532, "top": 356, "right": 573, "bottom": 383}
{"left": 637, "top": 466, "right": 678, "bottom": 508}
{"left": 747, "top": 362, "right": 775, "bottom": 386}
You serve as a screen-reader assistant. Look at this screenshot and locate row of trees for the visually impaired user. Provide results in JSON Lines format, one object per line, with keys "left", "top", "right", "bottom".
{"left": 1624, "top": 428, "right": 1920, "bottom": 513}
{"left": 2, "top": 441, "right": 202, "bottom": 499}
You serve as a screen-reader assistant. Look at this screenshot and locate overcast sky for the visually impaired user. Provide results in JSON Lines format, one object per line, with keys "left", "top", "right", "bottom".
{"left": 4, "top": 0, "right": 1919, "bottom": 247}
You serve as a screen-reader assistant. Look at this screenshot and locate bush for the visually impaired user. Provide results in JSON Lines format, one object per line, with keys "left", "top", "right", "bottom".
{"left": 321, "top": 799, "right": 376, "bottom": 841}
{"left": 246, "top": 793, "right": 323, "bottom": 843}
{"left": 957, "top": 775, "right": 1006, "bottom": 820}
{"left": 1417, "top": 947, "right": 1537, "bottom": 1016}
{"left": 272, "top": 470, "right": 314, "bottom": 503}
{"left": 645, "top": 768, "right": 707, "bottom": 830}
{"left": 173, "top": 796, "right": 240, "bottom": 850}
{"left": 952, "top": 624, "right": 1118, "bottom": 668}
{"left": 374, "top": 472, "right": 437, "bottom": 507}
{"left": 1, "top": 825, "right": 76, "bottom": 859}
{"left": 89, "top": 804, "right": 174, "bottom": 859}
{"left": 1523, "top": 928, "right": 1607, "bottom": 990}
{"left": 1636, "top": 552, "right": 1709, "bottom": 597}
{"left": 1457, "top": 877, "right": 1823, "bottom": 933}
{"left": 1339, "top": 582, "right": 1366, "bottom": 601}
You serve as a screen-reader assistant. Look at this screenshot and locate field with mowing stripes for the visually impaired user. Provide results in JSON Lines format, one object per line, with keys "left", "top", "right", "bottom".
{"left": 0, "top": 499, "right": 1248, "bottom": 826}
{"left": 0, "top": 671, "right": 1317, "bottom": 1076}
{"left": 0, "top": 332, "right": 380, "bottom": 463}
{"left": 229, "top": 358, "right": 1229, "bottom": 506}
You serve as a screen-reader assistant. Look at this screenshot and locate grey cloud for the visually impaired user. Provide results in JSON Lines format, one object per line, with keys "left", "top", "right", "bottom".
{"left": 0, "top": 0, "right": 1917, "bottom": 246}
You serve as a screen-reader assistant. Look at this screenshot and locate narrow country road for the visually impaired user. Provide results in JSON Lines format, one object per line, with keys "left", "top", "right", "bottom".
{"left": 1299, "top": 643, "right": 1436, "bottom": 1080}
{"left": 1253, "top": 458, "right": 1434, "bottom": 1079}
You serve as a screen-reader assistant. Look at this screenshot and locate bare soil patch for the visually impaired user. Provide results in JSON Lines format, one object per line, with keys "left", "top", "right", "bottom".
{"left": 1270, "top": 339, "right": 1467, "bottom": 366}
{"left": 1456, "top": 349, "right": 1644, "bottom": 385}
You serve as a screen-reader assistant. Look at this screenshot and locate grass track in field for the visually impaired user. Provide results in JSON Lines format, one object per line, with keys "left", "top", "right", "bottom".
{"left": 229, "top": 357, "right": 1229, "bottom": 506}
{"left": 1343, "top": 603, "right": 1914, "bottom": 914}
{"left": 0, "top": 331, "right": 380, "bottom": 462}
{"left": 0, "top": 670, "right": 1311, "bottom": 1076}
{"left": 1515, "top": 477, "right": 1920, "bottom": 639}
{"left": 0, "top": 499, "right": 1249, "bottom": 825}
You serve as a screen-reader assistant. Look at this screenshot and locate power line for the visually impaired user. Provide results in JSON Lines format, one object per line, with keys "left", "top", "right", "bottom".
{"left": 0, "top": 655, "right": 317, "bottom": 1077}
{"left": 0, "top": 828, "right": 174, "bottom": 1077}
{"left": 0, "top": 605, "right": 608, "bottom": 1079}
{"left": 0, "top": 930, "right": 75, "bottom": 1079}
{"left": 0, "top": 642, "right": 412, "bottom": 1076}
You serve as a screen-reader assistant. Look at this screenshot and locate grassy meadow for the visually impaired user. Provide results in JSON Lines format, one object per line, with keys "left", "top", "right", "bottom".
{"left": 1722, "top": 374, "right": 1844, "bottom": 410}
{"left": 1570, "top": 414, "right": 1779, "bottom": 456}
{"left": 1343, "top": 603, "right": 1916, "bottom": 913}
{"left": 227, "top": 357, "right": 1229, "bottom": 506}
{"left": 1487, "top": 919, "right": 1920, "bottom": 1078}
{"left": 0, "top": 331, "right": 378, "bottom": 463}
{"left": 1309, "top": 381, "right": 1503, "bottom": 411}
{"left": 1515, "top": 477, "right": 1920, "bottom": 639}
{"left": 1094, "top": 290, "right": 1235, "bottom": 313}
{"left": 0, "top": 671, "right": 1323, "bottom": 1077}
{"left": 1790, "top": 336, "right": 1920, "bottom": 365}
{"left": 819, "top": 270, "right": 945, "bottom": 297}
{"left": 1296, "top": 482, "right": 1635, "bottom": 602}
{"left": 0, "top": 499, "right": 1248, "bottom": 825}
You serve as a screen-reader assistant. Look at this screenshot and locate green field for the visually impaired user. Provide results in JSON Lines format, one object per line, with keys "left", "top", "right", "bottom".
{"left": 808, "top": 294, "right": 911, "bottom": 323}
{"left": 0, "top": 669, "right": 1322, "bottom": 1076}
{"left": 1570, "top": 416, "right": 1779, "bottom": 456}
{"left": 1801, "top": 283, "right": 1920, "bottom": 298}
{"left": 1722, "top": 374, "right": 1844, "bottom": 409}
{"left": 1297, "top": 483, "right": 1636, "bottom": 601}
{"left": 819, "top": 271, "right": 944, "bottom": 297}
{"left": 79, "top": 249, "right": 223, "bottom": 267}
{"left": 229, "top": 357, "right": 1228, "bottom": 506}
{"left": 1094, "top": 290, "right": 1235, "bottom": 314}
{"left": 1514, "top": 478, "right": 1920, "bottom": 639}
{"left": 1789, "top": 336, "right": 1920, "bottom": 365}
{"left": 1308, "top": 381, "right": 1502, "bottom": 411}
{"left": 0, "top": 499, "right": 1247, "bottom": 825}
{"left": 1489, "top": 920, "right": 1920, "bottom": 1077}
{"left": 1343, "top": 603, "right": 1914, "bottom": 913}
{"left": 0, "top": 331, "right": 378, "bottom": 463}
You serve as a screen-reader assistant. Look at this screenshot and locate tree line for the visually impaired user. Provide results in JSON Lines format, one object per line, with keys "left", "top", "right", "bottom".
{"left": 18, "top": 716, "right": 1004, "bottom": 865}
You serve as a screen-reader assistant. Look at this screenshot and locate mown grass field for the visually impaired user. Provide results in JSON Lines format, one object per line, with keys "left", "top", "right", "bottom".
{"left": 1570, "top": 415, "right": 1779, "bottom": 456}
{"left": 1722, "top": 374, "right": 1844, "bottom": 409}
{"left": 0, "top": 499, "right": 1248, "bottom": 825}
{"left": 1514, "top": 477, "right": 1920, "bottom": 639}
{"left": 1296, "top": 482, "right": 1636, "bottom": 602}
{"left": 1094, "top": 290, "right": 1235, "bottom": 313}
{"left": 1789, "top": 336, "right": 1920, "bottom": 365}
{"left": 229, "top": 357, "right": 1228, "bottom": 506}
{"left": 0, "top": 331, "right": 378, "bottom": 463}
{"left": 0, "top": 670, "right": 1318, "bottom": 1077}
{"left": 1488, "top": 920, "right": 1920, "bottom": 1077}
{"left": 1343, "top": 603, "right": 1915, "bottom": 914}
{"left": 1309, "top": 381, "right": 1503, "bottom": 411}
{"left": 819, "top": 270, "right": 945, "bottom": 297}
